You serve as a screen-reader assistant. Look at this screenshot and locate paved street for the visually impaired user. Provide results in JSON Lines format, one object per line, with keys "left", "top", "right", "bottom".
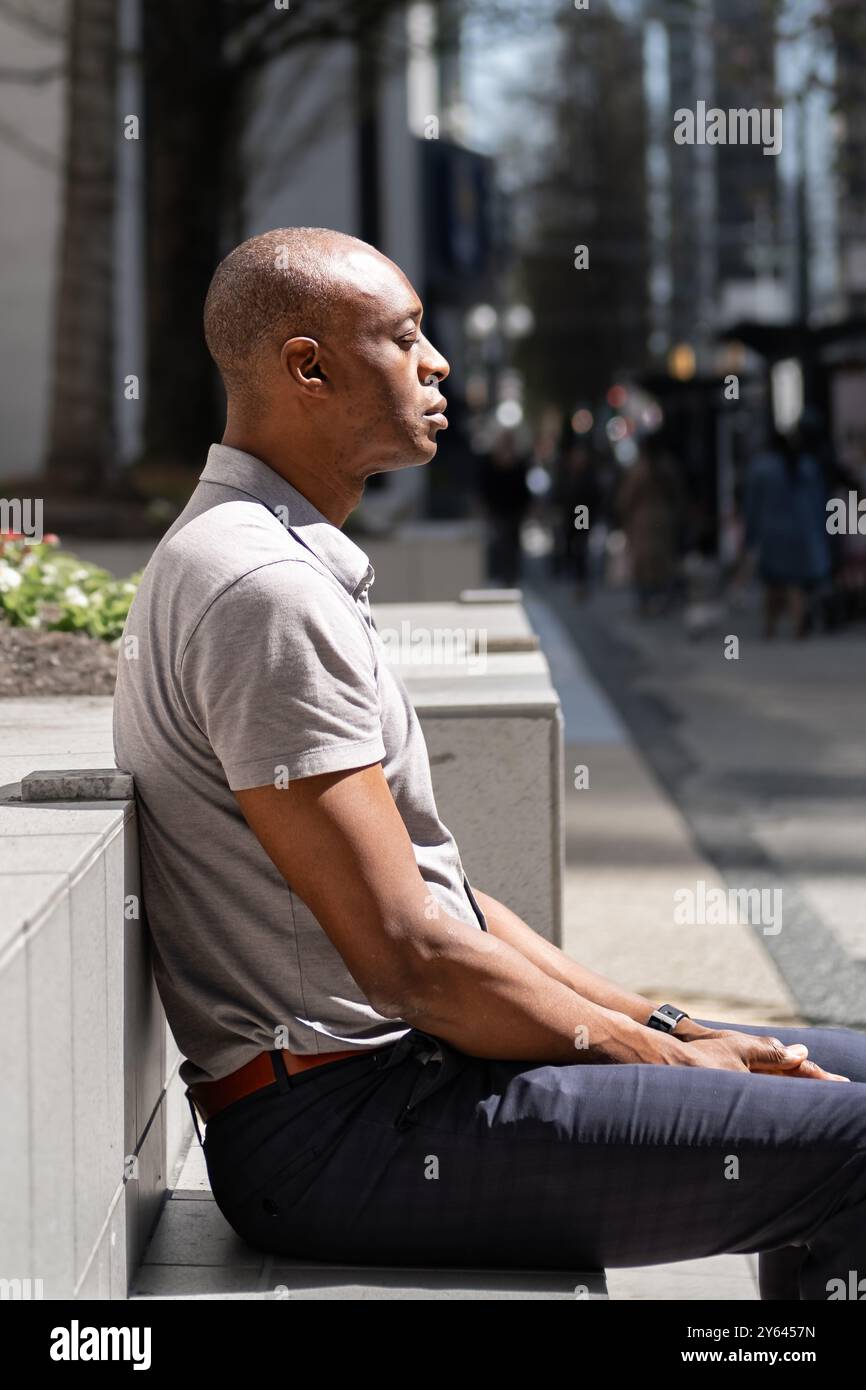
{"left": 531, "top": 569, "right": 866, "bottom": 1033}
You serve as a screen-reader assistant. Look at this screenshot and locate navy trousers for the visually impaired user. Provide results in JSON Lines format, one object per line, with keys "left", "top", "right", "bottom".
{"left": 200, "top": 1016, "right": 866, "bottom": 1300}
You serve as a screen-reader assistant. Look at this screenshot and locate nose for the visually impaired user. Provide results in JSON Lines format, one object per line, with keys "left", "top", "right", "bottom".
{"left": 419, "top": 335, "right": 450, "bottom": 386}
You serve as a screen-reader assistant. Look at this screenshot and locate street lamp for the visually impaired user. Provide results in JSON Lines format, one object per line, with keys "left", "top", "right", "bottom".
{"left": 502, "top": 303, "right": 535, "bottom": 339}
{"left": 668, "top": 342, "right": 697, "bottom": 381}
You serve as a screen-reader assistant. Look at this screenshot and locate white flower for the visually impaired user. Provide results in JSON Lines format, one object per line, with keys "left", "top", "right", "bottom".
{"left": 71, "top": 567, "right": 90, "bottom": 581}
{"left": 19, "top": 552, "right": 38, "bottom": 572}
{"left": 0, "top": 563, "right": 22, "bottom": 592}
{"left": 41, "top": 564, "right": 57, "bottom": 581}
{"left": 63, "top": 584, "right": 89, "bottom": 607}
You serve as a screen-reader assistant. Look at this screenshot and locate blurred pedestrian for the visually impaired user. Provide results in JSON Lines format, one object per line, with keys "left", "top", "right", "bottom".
{"left": 478, "top": 429, "right": 531, "bottom": 586}
{"left": 744, "top": 427, "right": 831, "bottom": 639}
{"left": 617, "top": 436, "right": 680, "bottom": 617}
{"left": 551, "top": 437, "right": 600, "bottom": 598}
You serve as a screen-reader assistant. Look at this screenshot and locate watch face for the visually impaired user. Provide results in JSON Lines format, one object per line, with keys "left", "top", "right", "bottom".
{"left": 651, "top": 1009, "right": 677, "bottom": 1031}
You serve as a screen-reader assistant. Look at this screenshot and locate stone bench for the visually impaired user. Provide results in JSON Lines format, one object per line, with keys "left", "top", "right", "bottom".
{"left": 0, "top": 699, "right": 189, "bottom": 1300}
{"left": 371, "top": 589, "right": 564, "bottom": 943}
{"left": 131, "top": 1164, "right": 607, "bottom": 1300}
{"left": 353, "top": 520, "right": 485, "bottom": 602}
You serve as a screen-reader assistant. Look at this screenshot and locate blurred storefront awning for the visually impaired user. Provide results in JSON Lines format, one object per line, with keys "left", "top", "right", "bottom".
{"left": 717, "top": 317, "right": 866, "bottom": 363}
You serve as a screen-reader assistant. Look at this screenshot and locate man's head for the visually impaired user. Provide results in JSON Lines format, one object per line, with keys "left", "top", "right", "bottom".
{"left": 203, "top": 228, "right": 449, "bottom": 485}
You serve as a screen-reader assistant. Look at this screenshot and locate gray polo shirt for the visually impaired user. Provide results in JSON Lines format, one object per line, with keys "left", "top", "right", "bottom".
{"left": 113, "top": 443, "right": 488, "bottom": 1086}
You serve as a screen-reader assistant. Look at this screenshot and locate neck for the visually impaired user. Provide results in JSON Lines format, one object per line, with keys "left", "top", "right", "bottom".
{"left": 221, "top": 417, "right": 362, "bottom": 527}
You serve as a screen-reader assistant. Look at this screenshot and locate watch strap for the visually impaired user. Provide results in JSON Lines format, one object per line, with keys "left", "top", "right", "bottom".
{"left": 646, "top": 1003, "right": 690, "bottom": 1033}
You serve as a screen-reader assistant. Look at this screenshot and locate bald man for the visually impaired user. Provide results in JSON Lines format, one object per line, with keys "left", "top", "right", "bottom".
{"left": 114, "top": 228, "right": 866, "bottom": 1298}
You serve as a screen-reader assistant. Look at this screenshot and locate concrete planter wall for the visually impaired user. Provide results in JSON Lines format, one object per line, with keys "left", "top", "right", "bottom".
{"left": 354, "top": 521, "right": 485, "bottom": 602}
{"left": 373, "top": 595, "right": 564, "bottom": 944}
{"left": 0, "top": 701, "right": 188, "bottom": 1300}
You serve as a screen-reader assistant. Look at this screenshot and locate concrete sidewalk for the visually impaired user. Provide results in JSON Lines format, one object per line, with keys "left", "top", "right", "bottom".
{"left": 538, "top": 581, "right": 866, "bottom": 1027}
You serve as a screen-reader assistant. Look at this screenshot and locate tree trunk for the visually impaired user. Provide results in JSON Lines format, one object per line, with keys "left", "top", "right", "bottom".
{"left": 44, "top": 0, "right": 118, "bottom": 493}
{"left": 142, "top": 0, "right": 225, "bottom": 471}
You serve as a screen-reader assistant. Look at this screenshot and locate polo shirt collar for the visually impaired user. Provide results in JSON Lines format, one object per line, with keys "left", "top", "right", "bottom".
{"left": 200, "top": 443, "right": 374, "bottom": 599}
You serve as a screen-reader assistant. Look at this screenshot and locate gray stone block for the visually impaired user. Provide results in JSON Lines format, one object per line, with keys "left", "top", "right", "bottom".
{"left": 371, "top": 600, "right": 565, "bottom": 944}
{"left": 0, "top": 870, "right": 68, "bottom": 953}
{"left": 0, "top": 948, "right": 30, "bottom": 1281}
{"left": 70, "top": 857, "right": 114, "bottom": 1280}
{"left": 266, "top": 1264, "right": 608, "bottom": 1300}
{"left": 21, "top": 769, "right": 135, "bottom": 803}
{"left": 132, "top": 1195, "right": 608, "bottom": 1300}
{"left": 459, "top": 588, "right": 524, "bottom": 604}
{"left": 141, "top": 1191, "right": 263, "bottom": 1269}
{"left": 373, "top": 599, "right": 539, "bottom": 656}
{"left": 27, "top": 893, "right": 75, "bottom": 1298}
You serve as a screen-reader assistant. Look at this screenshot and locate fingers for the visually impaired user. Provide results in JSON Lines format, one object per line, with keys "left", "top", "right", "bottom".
{"left": 778, "top": 1059, "right": 851, "bottom": 1082}
{"left": 758, "top": 1037, "right": 850, "bottom": 1081}
{"left": 743, "top": 1036, "right": 809, "bottom": 1071}
{"left": 689, "top": 1032, "right": 851, "bottom": 1081}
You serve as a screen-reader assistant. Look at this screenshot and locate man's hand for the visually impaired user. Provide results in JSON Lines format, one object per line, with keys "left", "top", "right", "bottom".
{"left": 675, "top": 1019, "right": 850, "bottom": 1082}
{"left": 471, "top": 890, "right": 851, "bottom": 1081}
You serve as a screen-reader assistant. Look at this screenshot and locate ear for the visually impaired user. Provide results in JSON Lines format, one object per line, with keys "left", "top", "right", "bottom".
{"left": 281, "top": 336, "right": 327, "bottom": 391}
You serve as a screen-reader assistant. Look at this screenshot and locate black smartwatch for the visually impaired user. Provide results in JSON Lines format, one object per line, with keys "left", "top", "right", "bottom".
{"left": 646, "top": 1003, "right": 690, "bottom": 1034}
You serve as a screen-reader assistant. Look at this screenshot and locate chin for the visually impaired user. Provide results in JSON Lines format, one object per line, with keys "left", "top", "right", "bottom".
{"left": 379, "top": 439, "right": 439, "bottom": 470}
{"left": 417, "top": 429, "right": 441, "bottom": 462}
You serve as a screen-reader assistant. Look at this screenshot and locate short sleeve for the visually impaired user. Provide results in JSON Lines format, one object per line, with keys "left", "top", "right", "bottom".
{"left": 180, "top": 560, "right": 386, "bottom": 790}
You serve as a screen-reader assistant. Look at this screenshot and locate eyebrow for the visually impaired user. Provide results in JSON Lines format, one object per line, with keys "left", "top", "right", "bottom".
{"left": 392, "top": 305, "right": 423, "bottom": 327}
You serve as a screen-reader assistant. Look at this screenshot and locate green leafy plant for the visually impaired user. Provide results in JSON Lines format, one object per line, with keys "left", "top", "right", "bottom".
{"left": 0, "top": 533, "right": 140, "bottom": 643}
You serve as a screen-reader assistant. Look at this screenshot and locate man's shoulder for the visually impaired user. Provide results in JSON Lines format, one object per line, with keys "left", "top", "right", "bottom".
{"left": 160, "top": 488, "right": 294, "bottom": 578}
{"left": 144, "top": 489, "right": 344, "bottom": 627}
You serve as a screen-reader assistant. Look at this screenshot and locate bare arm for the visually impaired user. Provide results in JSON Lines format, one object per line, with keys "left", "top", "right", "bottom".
{"left": 472, "top": 888, "right": 701, "bottom": 1038}
{"left": 234, "top": 762, "right": 685, "bottom": 1066}
{"left": 234, "top": 765, "right": 819, "bottom": 1076}
{"left": 472, "top": 890, "right": 846, "bottom": 1081}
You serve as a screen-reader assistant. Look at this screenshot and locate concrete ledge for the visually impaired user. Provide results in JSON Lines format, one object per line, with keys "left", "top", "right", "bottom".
{"left": 21, "top": 768, "right": 135, "bottom": 802}
{"left": 131, "top": 1189, "right": 608, "bottom": 1301}
{"left": 358, "top": 521, "right": 485, "bottom": 602}
{"left": 374, "top": 597, "right": 540, "bottom": 653}
{"left": 0, "top": 699, "right": 191, "bottom": 1300}
{"left": 459, "top": 587, "right": 525, "bottom": 604}
{"left": 373, "top": 598, "right": 564, "bottom": 944}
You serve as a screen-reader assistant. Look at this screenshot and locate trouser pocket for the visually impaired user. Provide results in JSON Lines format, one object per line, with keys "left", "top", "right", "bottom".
{"left": 391, "top": 1030, "right": 459, "bottom": 1131}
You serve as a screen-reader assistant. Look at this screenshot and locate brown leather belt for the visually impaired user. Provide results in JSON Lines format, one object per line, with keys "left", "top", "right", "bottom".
{"left": 187, "top": 1046, "right": 367, "bottom": 1124}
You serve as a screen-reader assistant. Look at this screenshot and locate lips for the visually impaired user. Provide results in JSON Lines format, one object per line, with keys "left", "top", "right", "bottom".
{"left": 423, "top": 398, "right": 448, "bottom": 428}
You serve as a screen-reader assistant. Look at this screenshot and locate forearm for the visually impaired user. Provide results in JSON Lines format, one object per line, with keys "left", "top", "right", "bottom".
{"left": 473, "top": 889, "right": 696, "bottom": 1037}
{"left": 394, "top": 902, "right": 689, "bottom": 1066}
